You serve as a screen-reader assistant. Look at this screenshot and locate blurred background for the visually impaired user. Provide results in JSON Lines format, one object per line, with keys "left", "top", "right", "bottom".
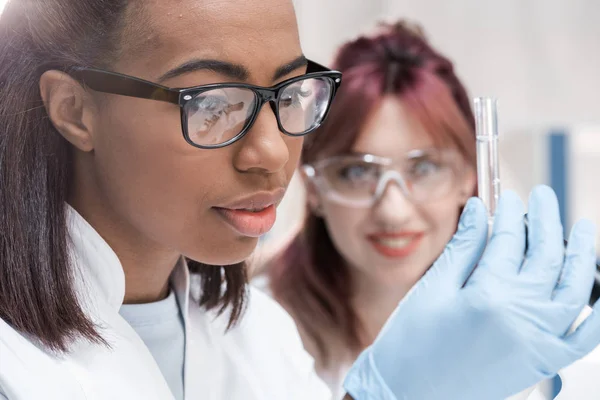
{"left": 253, "top": 0, "right": 600, "bottom": 268}
{"left": 0, "top": 0, "right": 597, "bottom": 267}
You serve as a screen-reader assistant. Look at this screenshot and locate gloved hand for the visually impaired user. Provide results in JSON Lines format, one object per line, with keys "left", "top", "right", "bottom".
{"left": 344, "top": 185, "right": 600, "bottom": 400}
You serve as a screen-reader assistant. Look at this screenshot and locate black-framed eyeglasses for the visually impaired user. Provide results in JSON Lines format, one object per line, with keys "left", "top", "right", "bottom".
{"left": 69, "top": 60, "right": 342, "bottom": 149}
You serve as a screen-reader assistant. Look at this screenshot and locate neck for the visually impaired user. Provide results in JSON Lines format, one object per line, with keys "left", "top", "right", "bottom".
{"left": 350, "top": 267, "right": 419, "bottom": 345}
{"left": 119, "top": 248, "right": 180, "bottom": 304}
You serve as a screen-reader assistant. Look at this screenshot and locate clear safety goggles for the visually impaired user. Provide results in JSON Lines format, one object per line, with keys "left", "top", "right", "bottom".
{"left": 302, "top": 148, "right": 467, "bottom": 208}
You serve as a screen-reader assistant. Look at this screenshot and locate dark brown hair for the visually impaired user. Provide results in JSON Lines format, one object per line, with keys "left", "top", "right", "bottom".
{"left": 269, "top": 21, "right": 476, "bottom": 364}
{"left": 0, "top": 0, "right": 245, "bottom": 353}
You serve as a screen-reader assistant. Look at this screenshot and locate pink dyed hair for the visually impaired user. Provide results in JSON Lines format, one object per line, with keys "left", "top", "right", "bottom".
{"left": 269, "top": 21, "right": 477, "bottom": 363}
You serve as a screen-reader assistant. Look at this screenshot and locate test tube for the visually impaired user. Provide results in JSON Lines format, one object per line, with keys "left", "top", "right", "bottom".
{"left": 474, "top": 97, "right": 500, "bottom": 227}
{"left": 472, "top": 97, "right": 599, "bottom": 305}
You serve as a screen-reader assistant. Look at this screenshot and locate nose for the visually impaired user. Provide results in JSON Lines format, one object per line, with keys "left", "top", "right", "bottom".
{"left": 232, "top": 104, "right": 290, "bottom": 174}
{"left": 372, "top": 177, "right": 417, "bottom": 226}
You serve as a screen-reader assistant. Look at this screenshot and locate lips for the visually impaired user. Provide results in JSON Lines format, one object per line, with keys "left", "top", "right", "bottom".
{"left": 366, "top": 231, "right": 424, "bottom": 258}
{"left": 213, "top": 188, "right": 286, "bottom": 238}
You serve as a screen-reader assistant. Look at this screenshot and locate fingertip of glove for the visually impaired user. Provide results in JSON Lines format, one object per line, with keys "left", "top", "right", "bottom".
{"left": 498, "top": 189, "right": 524, "bottom": 209}
{"left": 459, "top": 197, "right": 487, "bottom": 231}
{"left": 528, "top": 184, "right": 558, "bottom": 207}
{"left": 572, "top": 218, "right": 597, "bottom": 237}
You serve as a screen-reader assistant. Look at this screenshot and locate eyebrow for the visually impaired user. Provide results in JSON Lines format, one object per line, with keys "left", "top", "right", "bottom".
{"left": 158, "top": 59, "right": 248, "bottom": 83}
{"left": 272, "top": 55, "right": 308, "bottom": 81}
{"left": 158, "top": 55, "right": 308, "bottom": 84}
{"left": 346, "top": 150, "right": 369, "bottom": 156}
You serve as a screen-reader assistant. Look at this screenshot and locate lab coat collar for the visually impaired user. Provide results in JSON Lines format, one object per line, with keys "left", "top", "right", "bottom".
{"left": 170, "top": 255, "right": 191, "bottom": 397}
{"left": 67, "top": 205, "right": 126, "bottom": 314}
{"left": 66, "top": 205, "right": 191, "bottom": 320}
{"left": 64, "top": 205, "right": 194, "bottom": 399}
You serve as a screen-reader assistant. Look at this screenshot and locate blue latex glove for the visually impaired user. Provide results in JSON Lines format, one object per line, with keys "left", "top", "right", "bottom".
{"left": 344, "top": 185, "right": 600, "bottom": 400}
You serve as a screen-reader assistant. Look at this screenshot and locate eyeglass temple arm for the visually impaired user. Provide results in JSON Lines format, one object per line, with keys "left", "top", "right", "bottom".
{"left": 70, "top": 68, "right": 181, "bottom": 105}
{"left": 306, "top": 59, "right": 338, "bottom": 74}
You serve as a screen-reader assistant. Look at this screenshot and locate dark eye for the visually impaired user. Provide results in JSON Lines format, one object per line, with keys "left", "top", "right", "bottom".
{"left": 410, "top": 159, "right": 440, "bottom": 178}
{"left": 190, "top": 95, "right": 229, "bottom": 114}
{"left": 280, "top": 88, "right": 312, "bottom": 108}
{"left": 338, "top": 163, "right": 377, "bottom": 181}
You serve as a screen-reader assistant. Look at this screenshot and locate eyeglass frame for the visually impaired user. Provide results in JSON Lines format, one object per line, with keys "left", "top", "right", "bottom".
{"left": 68, "top": 60, "right": 342, "bottom": 149}
{"left": 302, "top": 149, "right": 469, "bottom": 207}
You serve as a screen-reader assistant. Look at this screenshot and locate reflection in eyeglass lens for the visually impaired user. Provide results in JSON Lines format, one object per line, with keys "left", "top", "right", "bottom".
{"left": 279, "top": 78, "right": 331, "bottom": 134}
{"left": 186, "top": 88, "right": 255, "bottom": 145}
{"left": 184, "top": 77, "right": 333, "bottom": 146}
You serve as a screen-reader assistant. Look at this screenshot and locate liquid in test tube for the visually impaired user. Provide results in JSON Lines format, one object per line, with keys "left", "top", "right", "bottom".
{"left": 474, "top": 97, "right": 500, "bottom": 227}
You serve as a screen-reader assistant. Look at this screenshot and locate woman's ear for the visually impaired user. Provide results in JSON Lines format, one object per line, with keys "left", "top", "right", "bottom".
{"left": 460, "top": 168, "right": 477, "bottom": 204}
{"left": 300, "top": 167, "right": 324, "bottom": 217}
{"left": 306, "top": 182, "right": 324, "bottom": 217}
{"left": 39, "top": 70, "right": 96, "bottom": 152}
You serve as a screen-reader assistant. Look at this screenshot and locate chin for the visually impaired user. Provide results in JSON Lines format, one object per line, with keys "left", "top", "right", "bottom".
{"left": 183, "top": 236, "right": 258, "bottom": 266}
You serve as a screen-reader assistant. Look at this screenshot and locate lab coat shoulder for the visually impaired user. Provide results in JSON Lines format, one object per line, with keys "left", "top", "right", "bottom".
{"left": 185, "top": 284, "right": 333, "bottom": 400}
{"left": 0, "top": 311, "right": 176, "bottom": 400}
{"left": 552, "top": 340, "right": 600, "bottom": 399}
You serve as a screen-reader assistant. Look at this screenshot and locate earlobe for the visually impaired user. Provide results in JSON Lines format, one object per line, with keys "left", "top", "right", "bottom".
{"left": 307, "top": 189, "right": 324, "bottom": 217}
{"left": 39, "top": 70, "right": 95, "bottom": 152}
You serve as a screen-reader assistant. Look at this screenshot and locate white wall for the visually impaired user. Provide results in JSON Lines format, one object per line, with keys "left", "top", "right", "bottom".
{"left": 570, "top": 126, "right": 600, "bottom": 253}
{"left": 296, "top": 0, "right": 600, "bottom": 130}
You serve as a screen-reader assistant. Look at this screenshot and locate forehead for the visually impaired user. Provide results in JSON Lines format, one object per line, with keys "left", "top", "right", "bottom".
{"left": 118, "top": 0, "right": 302, "bottom": 83}
{"left": 352, "top": 96, "right": 435, "bottom": 157}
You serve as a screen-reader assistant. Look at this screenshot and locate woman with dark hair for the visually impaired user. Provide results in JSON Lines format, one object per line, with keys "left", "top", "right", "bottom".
{"left": 0, "top": 2, "right": 598, "bottom": 400}
{"left": 269, "top": 21, "right": 600, "bottom": 399}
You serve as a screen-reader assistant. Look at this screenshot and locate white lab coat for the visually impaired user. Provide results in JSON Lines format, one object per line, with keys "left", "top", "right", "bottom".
{"left": 508, "top": 304, "right": 600, "bottom": 400}
{"left": 1, "top": 207, "right": 599, "bottom": 399}
{"left": 0, "top": 207, "right": 332, "bottom": 399}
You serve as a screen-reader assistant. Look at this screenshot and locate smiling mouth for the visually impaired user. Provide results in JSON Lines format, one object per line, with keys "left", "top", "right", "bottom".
{"left": 366, "top": 232, "right": 424, "bottom": 258}
{"left": 372, "top": 237, "right": 415, "bottom": 247}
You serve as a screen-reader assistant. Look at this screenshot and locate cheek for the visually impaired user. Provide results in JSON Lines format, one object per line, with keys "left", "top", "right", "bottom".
{"left": 284, "top": 136, "right": 303, "bottom": 173}
{"left": 422, "top": 197, "right": 463, "bottom": 248}
{"left": 321, "top": 203, "right": 367, "bottom": 263}
{"left": 94, "top": 100, "right": 199, "bottom": 211}
{"left": 92, "top": 101, "right": 241, "bottom": 259}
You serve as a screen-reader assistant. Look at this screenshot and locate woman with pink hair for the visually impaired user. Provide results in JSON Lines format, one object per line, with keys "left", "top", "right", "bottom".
{"left": 269, "top": 21, "right": 600, "bottom": 399}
